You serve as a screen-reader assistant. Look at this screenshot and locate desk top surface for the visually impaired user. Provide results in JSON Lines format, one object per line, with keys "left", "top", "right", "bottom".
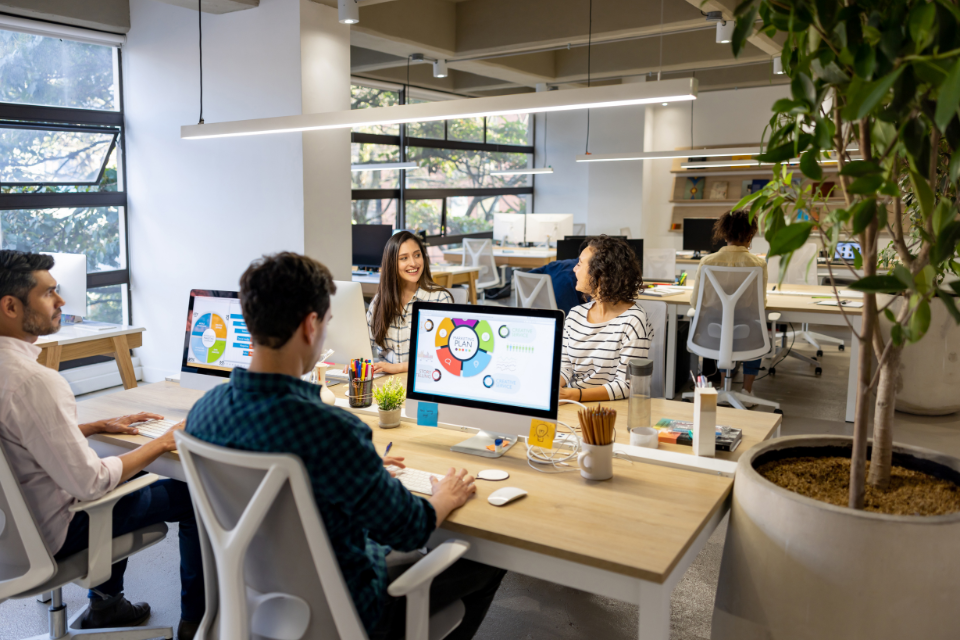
{"left": 352, "top": 264, "right": 481, "bottom": 283}
{"left": 36, "top": 324, "right": 146, "bottom": 346}
{"left": 79, "top": 381, "right": 739, "bottom": 583}
{"left": 442, "top": 247, "right": 556, "bottom": 258}
{"left": 638, "top": 283, "right": 864, "bottom": 316}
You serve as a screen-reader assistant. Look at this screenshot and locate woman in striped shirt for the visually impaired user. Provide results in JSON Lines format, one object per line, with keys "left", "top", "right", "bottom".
{"left": 559, "top": 235, "right": 653, "bottom": 401}
{"left": 367, "top": 231, "right": 453, "bottom": 374}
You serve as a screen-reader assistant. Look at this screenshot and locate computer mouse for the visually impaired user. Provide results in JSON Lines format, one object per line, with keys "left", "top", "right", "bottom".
{"left": 488, "top": 487, "right": 528, "bottom": 506}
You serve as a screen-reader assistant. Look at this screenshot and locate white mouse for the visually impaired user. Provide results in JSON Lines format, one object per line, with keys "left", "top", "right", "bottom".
{"left": 488, "top": 487, "right": 528, "bottom": 506}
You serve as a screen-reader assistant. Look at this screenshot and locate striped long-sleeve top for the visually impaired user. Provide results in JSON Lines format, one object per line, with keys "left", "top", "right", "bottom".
{"left": 560, "top": 301, "right": 653, "bottom": 400}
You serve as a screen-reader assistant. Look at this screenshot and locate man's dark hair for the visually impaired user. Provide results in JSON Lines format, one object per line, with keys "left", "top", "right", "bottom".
{"left": 0, "top": 250, "right": 55, "bottom": 305}
{"left": 583, "top": 235, "right": 643, "bottom": 304}
{"left": 239, "top": 252, "right": 337, "bottom": 349}
{"left": 713, "top": 209, "right": 758, "bottom": 245}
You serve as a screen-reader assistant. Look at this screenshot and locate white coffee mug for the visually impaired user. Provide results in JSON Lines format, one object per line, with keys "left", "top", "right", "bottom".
{"left": 630, "top": 427, "right": 659, "bottom": 449}
{"left": 578, "top": 443, "right": 614, "bottom": 481}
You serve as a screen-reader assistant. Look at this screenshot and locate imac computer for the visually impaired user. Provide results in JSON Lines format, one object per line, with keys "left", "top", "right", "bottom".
{"left": 834, "top": 241, "right": 861, "bottom": 262}
{"left": 556, "top": 236, "right": 642, "bottom": 267}
{"left": 352, "top": 224, "right": 393, "bottom": 270}
{"left": 525, "top": 214, "right": 574, "bottom": 247}
{"left": 322, "top": 281, "right": 386, "bottom": 382}
{"left": 492, "top": 213, "right": 526, "bottom": 245}
{"left": 683, "top": 218, "right": 724, "bottom": 258}
{"left": 180, "top": 290, "right": 252, "bottom": 391}
{"left": 43, "top": 252, "right": 87, "bottom": 317}
{"left": 406, "top": 302, "right": 564, "bottom": 457}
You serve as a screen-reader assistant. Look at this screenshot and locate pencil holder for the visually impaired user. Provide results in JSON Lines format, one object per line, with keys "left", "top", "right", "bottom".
{"left": 578, "top": 443, "right": 614, "bottom": 481}
{"left": 348, "top": 377, "right": 373, "bottom": 408}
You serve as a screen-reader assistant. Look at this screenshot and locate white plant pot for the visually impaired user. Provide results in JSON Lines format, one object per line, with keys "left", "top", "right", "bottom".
{"left": 878, "top": 294, "right": 960, "bottom": 415}
{"left": 712, "top": 435, "right": 960, "bottom": 640}
{"left": 378, "top": 407, "right": 401, "bottom": 429}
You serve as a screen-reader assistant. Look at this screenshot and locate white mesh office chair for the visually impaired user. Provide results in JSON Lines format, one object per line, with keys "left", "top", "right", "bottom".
{"left": 175, "top": 432, "right": 469, "bottom": 640}
{"left": 634, "top": 299, "right": 666, "bottom": 398}
{"left": 0, "top": 442, "right": 172, "bottom": 640}
{"left": 462, "top": 238, "right": 501, "bottom": 302}
{"left": 620, "top": 227, "right": 632, "bottom": 239}
{"left": 572, "top": 223, "right": 586, "bottom": 236}
{"left": 681, "top": 266, "right": 781, "bottom": 412}
{"left": 643, "top": 248, "right": 677, "bottom": 283}
{"left": 512, "top": 271, "right": 558, "bottom": 311}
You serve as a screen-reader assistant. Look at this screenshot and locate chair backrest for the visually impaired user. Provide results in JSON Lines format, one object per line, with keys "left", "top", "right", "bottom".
{"left": 0, "top": 441, "right": 56, "bottom": 604}
{"left": 572, "top": 223, "right": 586, "bottom": 236}
{"left": 620, "top": 227, "right": 632, "bottom": 239}
{"left": 643, "top": 248, "right": 677, "bottom": 282}
{"left": 767, "top": 243, "right": 819, "bottom": 286}
{"left": 512, "top": 272, "right": 558, "bottom": 311}
{"left": 687, "top": 265, "right": 770, "bottom": 370}
{"left": 461, "top": 239, "right": 500, "bottom": 289}
{"left": 175, "top": 431, "right": 368, "bottom": 640}
{"left": 633, "top": 300, "right": 667, "bottom": 398}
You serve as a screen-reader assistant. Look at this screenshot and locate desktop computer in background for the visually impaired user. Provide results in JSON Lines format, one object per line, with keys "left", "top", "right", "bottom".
{"left": 352, "top": 224, "right": 394, "bottom": 270}
{"left": 180, "top": 290, "right": 252, "bottom": 391}
{"left": 683, "top": 218, "right": 725, "bottom": 258}
{"left": 43, "top": 252, "right": 87, "bottom": 317}
{"left": 556, "top": 236, "right": 642, "bottom": 268}
{"left": 493, "top": 213, "right": 526, "bottom": 245}
{"left": 525, "top": 214, "right": 574, "bottom": 247}
{"left": 406, "top": 302, "right": 564, "bottom": 458}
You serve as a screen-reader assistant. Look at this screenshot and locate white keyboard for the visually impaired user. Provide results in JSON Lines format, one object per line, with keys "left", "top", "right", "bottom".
{"left": 131, "top": 419, "right": 179, "bottom": 439}
{"left": 388, "top": 467, "right": 444, "bottom": 495}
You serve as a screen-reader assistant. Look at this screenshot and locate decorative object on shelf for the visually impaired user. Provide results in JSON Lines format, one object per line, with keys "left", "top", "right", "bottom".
{"left": 684, "top": 177, "right": 705, "bottom": 200}
{"left": 731, "top": 154, "right": 753, "bottom": 160}
{"left": 750, "top": 178, "right": 769, "bottom": 193}
{"left": 708, "top": 181, "right": 729, "bottom": 200}
{"left": 373, "top": 377, "right": 406, "bottom": 429}
{"left": 814, "top": 180, "right": 836, "bottom": 197}
{"left": 741, "top": 179, "right": 753, "bottom": 197}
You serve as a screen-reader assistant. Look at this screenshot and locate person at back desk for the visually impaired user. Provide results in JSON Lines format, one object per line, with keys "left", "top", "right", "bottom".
{"left": 688, "top": 209, "right": 768, "bottom": 399}
{"left": 526, "top": 258, "right": 584, "bottom": 315}
{"left": 186, "top": 252, "right": 505, "bottom": 640}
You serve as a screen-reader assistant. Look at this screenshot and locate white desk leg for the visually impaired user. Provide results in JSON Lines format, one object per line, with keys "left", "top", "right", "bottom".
{"left": 665, "top": 304, "right": 678, "bottom": 399}
{"left": 845, "top": 317, "right": 861, "bottom": 423}
{"left": 638, "top": 581, "right": 671, "bottom": 640}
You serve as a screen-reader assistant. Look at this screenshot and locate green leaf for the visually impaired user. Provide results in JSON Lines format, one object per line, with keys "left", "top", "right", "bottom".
{"left": 732, "top": 188, "right": 764, "bottom": 213}
{"left": 908, "top": 1, "right": 937, "bottom": 48}
{"left": 934, "top": 220, "right": 960, "bottom": 264}
{"left": 883, "top": 307, "right": 897, "bottom": 323}
{"left": 851, "top": 199, "right": 878, "bottom": 235}
{"left": 909, "top": 299, "right": 931, "bottom": 342}
{"left": 791, "top": 72, "right": 816, "bottom": 106}
{"left": 800, "top": 149, "right": 823, "bottom": 180}
{"left": 879, "top": 181, "right": 901, "bottom": 197}
{"left": 935, "top": 58, "right": 960, "bottom": 133}
{"left": 757, "top": 140, "right": 803, "bottom": 163}
{"left": 876, "top": 202, "right": 888, "bottom": 229}
{"left": 891, "top": 323, "right": 906, "bottom": 346}
{"left": 938, "top": 288, "right": 960, "bottom": 324}
{"left": 950, "top": 280, "right": 960, "bottom": 297}
{"left": 950, "top": 152, "right": 960, "bottom": 184}
{"left": 772, "top": 98, "right": 803, "bottom": 114}
{"left": 853, "top": 245, "right": 863, "bottom": 269}
{"left": 841, "top": 67, "right": 905, "bottom": 121}
{"left": 840, "top": 160, "right": 883, "bottom": 177}
{"left": 848, "top": 275, "right": 909, "bottom": 293}
{"left": 909, "top": 170, "right": 936, "bottom": 219}
{"left": 854, "top": 44, "right": 876, "bottom": 79}
{"left": 814, "top": 119, "right": 835, "bottom": 149}
{"left": 768, "top": 222, "right": 815, "bottom": 256}
{"left": 847, "top": 174, "right": 884, "bottom": 195}
{"left": 915, "top": 265, "right": 936, "bottom": 295}
{"left": 838, "top": 47, "right": 855, "bottom": 66}
{"left": 933, "top": 199, "right": 955, "bottom": 235}
{"left": 894, "top": 264, "right": 914, "bottom": 289}
{"left": 732, "top": 6, "right": 758, "bottom": 58}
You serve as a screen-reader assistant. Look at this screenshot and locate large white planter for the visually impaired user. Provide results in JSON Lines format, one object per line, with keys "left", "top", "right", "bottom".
{"left": 878, "top": 294, "right": 960, "bottom": 415}
{"left": 712, "top": 435, "right": 960, "bottom": 640}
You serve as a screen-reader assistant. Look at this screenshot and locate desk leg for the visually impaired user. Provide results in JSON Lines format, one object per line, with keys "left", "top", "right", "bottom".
{"left": 845, "top": 317, "right": 861, "bottom": 423}
{"left": 111, "top": 336, "right": 138, "bottom": 390}
{"left": 638, "top": 581, "right": 671, "bottom": 640}
{"left": 665, "top": 305, "right": 678, "bottom": 399}
{"left": 468, "top": 272, "right": 478, "bottom": 304}
{"left": 42, "top": 344, "right": 62, "bottom": 370}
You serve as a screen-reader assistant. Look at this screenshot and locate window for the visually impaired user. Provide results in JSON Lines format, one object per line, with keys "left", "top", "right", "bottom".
{"left": 0, "top": 29, "right": 128, "bottom": 324}
{"left": 350, "top": 82, "right": 534, "bottom": 245}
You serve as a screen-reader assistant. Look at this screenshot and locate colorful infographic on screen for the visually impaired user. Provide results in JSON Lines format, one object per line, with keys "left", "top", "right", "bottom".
{"left": 186, "top": 296, "right": 253, "bottom": 372}
{"left": 413, "top": 308, "right": 558, "bottom": 413}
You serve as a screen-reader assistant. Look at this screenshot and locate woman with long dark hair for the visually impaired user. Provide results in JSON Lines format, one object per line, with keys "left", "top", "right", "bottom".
{"left": 366, "top": 231, "right": 452, "bottom": 374}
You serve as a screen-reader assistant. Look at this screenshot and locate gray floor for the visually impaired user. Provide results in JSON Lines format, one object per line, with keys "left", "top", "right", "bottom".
{"left": 4, "top": 332, "right": 959, "bottom": 640}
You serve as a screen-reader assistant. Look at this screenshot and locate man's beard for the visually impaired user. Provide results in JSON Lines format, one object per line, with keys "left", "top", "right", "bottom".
{"left": 23, "top": 304, "right": 60, "bottom": 336}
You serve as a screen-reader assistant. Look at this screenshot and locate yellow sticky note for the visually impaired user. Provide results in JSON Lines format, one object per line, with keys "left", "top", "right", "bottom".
{"left": 528, "top": 419, "right": 556, "bottom": 449}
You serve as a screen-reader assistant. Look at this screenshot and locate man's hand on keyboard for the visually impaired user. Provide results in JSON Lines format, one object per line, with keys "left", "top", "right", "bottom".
{"left": 98, "top": 412, "right": 165, "bottom": 436}
{"left": 429, "top": 468, "right": 476, "bottom": 526}
{"left": 153, "top": 420, "right": 187, "bottom": 453}
{"left": 384, "top": 456, "right": 406, "bottom": 477}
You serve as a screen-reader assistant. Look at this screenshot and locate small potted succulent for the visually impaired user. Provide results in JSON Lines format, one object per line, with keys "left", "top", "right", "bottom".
{"left": 373, "top": 378, "right": 405, "bottom": 429}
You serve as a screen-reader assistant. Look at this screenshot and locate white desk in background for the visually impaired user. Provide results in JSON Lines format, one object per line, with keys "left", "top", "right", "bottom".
{"left": 35, "top": 324, "right": 145, "bottom": 390}
{"left": 441, "top": 246, "right": 556, "bottom": 268}
{"left": 352, "top": 264, "right": 481, "bottom": 303}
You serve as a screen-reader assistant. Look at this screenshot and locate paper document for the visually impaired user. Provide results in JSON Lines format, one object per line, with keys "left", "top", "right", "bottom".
{"left": 815, "top": 300, "right": 863, "bottom": 308}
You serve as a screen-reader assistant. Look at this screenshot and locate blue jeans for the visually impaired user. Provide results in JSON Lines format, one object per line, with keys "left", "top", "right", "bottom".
{"left": 54, "top": 479, "right": 205, "bottom": 623}
{"left": 722, "top": 359, "right": 761, "bottom": 377}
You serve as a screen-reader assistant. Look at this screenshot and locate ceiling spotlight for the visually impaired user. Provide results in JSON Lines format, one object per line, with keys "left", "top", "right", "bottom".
{"left": 338, "top": 0, "right": 358, "bottom": 24}
{"left": 773, "top": 56, "right": 784, "bottom": 75}
{"left": 662, "top": 102, "right": 668, "bottom": 106}
{"left": 716, "top": 20, "right": 735, "bottom": 44}
{"left": 433, "top": 59, "right": 448, "bottom": 78}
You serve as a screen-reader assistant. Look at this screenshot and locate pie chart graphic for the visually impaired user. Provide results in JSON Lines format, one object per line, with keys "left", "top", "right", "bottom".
{"left": 435, "top": 318, "right": 494, "bottom": 377}
{"left": 191, "top": 313, "right": 228, "bottom": 364}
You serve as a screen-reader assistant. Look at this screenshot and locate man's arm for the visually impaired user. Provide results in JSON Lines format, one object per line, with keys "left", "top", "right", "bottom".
{"left": 117, "top": 422, "right": 184, "bottom": 482}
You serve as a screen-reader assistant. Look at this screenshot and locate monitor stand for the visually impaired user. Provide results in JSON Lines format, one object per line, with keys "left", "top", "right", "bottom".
{"left": 450, "top": 431, "right": 520, "bottom": 458}
{"left": 406, "top": 399, "right": 535, "bottom": 459}
{"left": 691, "top": 250, "right": 704, "bottom": 259}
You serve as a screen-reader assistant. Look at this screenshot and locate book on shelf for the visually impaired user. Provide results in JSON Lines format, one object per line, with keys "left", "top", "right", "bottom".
{"left": 654, "top": 418, "right": 743, "bottom": 452}
{"left": 708, "top": 181, "right": 728, "bottom": 200}
{"left": 684, "top": 177, "right": 705, "bottom": 200}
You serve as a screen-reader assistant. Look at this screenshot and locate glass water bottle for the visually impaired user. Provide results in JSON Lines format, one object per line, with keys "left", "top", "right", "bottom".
{"left": 628, "top": 358, "right": 654, "bottom": 430}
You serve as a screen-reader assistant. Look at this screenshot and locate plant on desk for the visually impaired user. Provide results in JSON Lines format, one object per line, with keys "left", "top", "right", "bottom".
{"left": 709, "top": 3, "right": 960, "bottom": 639}
{"left": 373, "top": 378, "right": 405, "bottom": 429}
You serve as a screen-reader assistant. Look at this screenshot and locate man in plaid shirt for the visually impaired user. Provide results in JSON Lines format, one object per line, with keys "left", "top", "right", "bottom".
{"left": 186, "top": 252, "right": 505, "bottom": 639}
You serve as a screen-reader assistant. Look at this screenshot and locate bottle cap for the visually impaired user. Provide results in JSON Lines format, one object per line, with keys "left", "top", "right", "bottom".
{"left": 628, "top": 358, "right": 653, "bottom": 377}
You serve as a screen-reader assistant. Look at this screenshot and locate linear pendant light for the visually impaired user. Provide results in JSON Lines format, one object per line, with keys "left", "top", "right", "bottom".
{"left": 576, "top": 146, "right": 761, "bottom": 163}
{"left": 491, "top": 167, "right": 554, "bottom": 176}
{"left": 181, "top": 78, "right": 697, "bottom": 140}
{"left": 351, "top": 162, "right": 417, "bottom": 171}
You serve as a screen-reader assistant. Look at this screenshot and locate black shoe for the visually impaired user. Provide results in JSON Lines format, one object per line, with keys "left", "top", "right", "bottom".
{"left": 78, "top": 592, "right": 151, "bottom": 629}
{"left": 177, "top": 619, "right": 201, "bottom": 640}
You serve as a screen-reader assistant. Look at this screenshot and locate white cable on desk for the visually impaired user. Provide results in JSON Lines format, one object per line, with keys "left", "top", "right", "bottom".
{"left": 526, "top": 420, "right": 581, "bottom": 473}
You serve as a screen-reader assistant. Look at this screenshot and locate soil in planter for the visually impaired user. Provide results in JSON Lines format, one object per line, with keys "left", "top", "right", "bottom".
{"left": 757, "top": 457, "right": 960, "bottom": 516}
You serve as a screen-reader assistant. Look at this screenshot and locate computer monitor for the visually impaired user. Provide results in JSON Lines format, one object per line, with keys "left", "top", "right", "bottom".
{"left": 406, "top": 302, "right": 564, "bottom": 457}
{"left": 43, "top": 252, "right": 87, "bottom": 317}
{"left": 352, "top": 224, "right": 393, "bottom": 269}
{"left": 683, "top": 218, "right": 724, "bottom": 258}
{"left": 180, "top": 290, "right": 251, "bottom": 391}
{"left": 492, "top": 213, "right": 526, "bottom": 245}
{"left": 555, "top": 236, "right": 641, "bottom": 268}
{"left": 525, "top": 214, "right": 574, "bottom": 247}
{"left": 324, "top": 281, "right": 374, "bottom": 365}
{"left": 834, "top": 241, "right": 861, "bottom": 262}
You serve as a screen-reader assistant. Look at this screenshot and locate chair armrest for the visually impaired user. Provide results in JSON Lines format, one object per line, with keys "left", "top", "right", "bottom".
{"left": 68, "top": 474, "right": 161, "bottom": 589}
{"left": 767, "top": 312, "right": 782, "bottom": 322}
{"left": 387, "top": 539, "right": 469, "bottom": 598}
{"left": 685, "top": 308, "right": 696, "bottom": 318}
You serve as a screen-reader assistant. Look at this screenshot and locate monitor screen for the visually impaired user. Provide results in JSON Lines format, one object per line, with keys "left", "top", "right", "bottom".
{"left": 352, "top": 224, "right": 394, "bottom": 269}
{"left": 406, "top": 302, "right": 564, "bottom": 420}
{"left": 556, "top": 236, "right": 641, "bottom": 266}
{"left": 683, "top": 218, "right": 723, "bottom": 253}
{"left": 181, "top": 290, "right": 251, "bottom": 379}
{"left": 834, "top": 241, "right": 861, "bottom": 261}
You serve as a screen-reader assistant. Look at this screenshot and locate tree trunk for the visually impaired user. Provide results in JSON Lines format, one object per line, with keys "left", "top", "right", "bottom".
{"left": 868, "top": 343, "right": 902, "bottom": 489}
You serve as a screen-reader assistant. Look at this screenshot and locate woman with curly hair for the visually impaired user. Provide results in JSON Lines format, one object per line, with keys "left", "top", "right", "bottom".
{"left": 559, "top": 235, "right": 653, "bottom": 401}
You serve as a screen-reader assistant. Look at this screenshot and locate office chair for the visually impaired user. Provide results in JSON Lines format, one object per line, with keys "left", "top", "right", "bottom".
{"left": 175, "top": 432, "right": 469, "bottom": 640}
{"left": 620, "top": 227, "right": 632, "bottom": 239}
{"left": 513, "top": 271, "right": 558, "bottom": 311}
{"left": 681, "top": 265, "right": 781, "bottom": 412}
{"left": 462, "top": 238, "right": 501, "bottom": 302}
{"left": 572, "top": 223, "right": 586, "bottom": 236}
{"left": 0, "top": 442, "right": 172, "bottom": 640}
{"left": 643, "top": 248, "right": 677, "bottom": 283}
{"left": 634, "top": 299, "right": 667, "bottom": 398}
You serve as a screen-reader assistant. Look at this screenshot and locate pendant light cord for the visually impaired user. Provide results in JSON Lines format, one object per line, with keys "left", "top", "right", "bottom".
{"left": 657, "top": 0, "right": 664, "bottom": 81}
{"left": 544, "top": 112, "right": 549, "bottom": 168}
{"left": 584, "top": 0, "right": 593, "bottom": 154}
{"left": 198, "top": 0, "right": 204, "bottom": 124}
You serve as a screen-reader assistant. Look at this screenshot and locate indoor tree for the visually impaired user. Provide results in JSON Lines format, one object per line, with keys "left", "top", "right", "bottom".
{"left": 731, "top": 0, "right": 960, "bottom": 507}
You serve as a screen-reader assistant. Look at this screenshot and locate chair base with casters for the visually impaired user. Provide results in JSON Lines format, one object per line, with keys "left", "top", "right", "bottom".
{"left": 781, "top": 323, "right": 845, "bottom": 356}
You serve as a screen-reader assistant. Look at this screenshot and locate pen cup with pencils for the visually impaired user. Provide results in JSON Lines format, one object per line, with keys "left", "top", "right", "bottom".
{"left": 347, "top": 358, "right": 374, "bottom": 408}
{"left": 577, "top": 406, "right": 616, "bottom": 481}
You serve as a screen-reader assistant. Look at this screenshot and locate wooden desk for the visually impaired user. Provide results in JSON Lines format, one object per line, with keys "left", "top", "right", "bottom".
{"left": 36, "top": 325, "right": 145, "bottom": 390}
{"left": 79, "top": 381, "right": 742, "bottom": 640}
{"left": 442, "top": 247, "right": 556, "bottom": 268}
{"left": 352, "top": 266, "right": 481, "bottom": 304}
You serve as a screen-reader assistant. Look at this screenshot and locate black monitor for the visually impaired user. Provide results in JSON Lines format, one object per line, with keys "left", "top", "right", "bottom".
{"left": 352, "top": 224, "right": 394, "bottom": 269}
{"left": 556, "top": 236, "right": 642, "bottom": 268}
{"left": 683, "top": 218, "right": 723, "bottom": 257}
